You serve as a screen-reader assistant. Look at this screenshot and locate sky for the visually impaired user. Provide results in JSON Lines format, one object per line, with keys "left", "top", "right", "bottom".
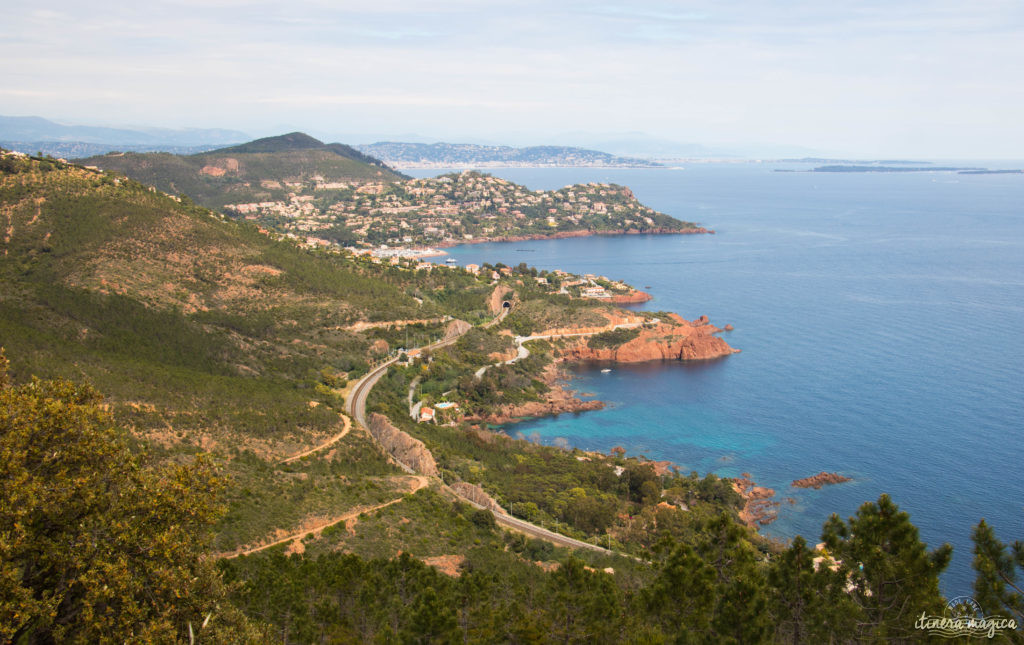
{"left": 2, "top": 1, "right": 1023, "bottom": 158}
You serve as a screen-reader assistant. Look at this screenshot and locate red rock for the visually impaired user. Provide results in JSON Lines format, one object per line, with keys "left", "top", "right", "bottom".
{"left": 608, "top": 290, "right": 652, "bottom": 304}
{"left": 554, "top": 315, "right": 738, "bottom": 364}
{"left": 732, "top": 473, "right": 779, "bottom": 528}
{"left": 791, "top": 472, "right": 852, "bottom": 489}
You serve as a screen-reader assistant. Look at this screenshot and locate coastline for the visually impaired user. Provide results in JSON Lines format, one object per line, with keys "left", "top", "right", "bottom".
{"left": 387, "top": 163, "right": 664, "bottom": 170}
{"left": 362, "top": 227, "right": 712, "bottom": 260}
{"left": 436, "top": 227, "right": 713, "bottom": 248}
{"left": 465, "top": 363, "right": 605, "bottom": 425}
{"left": 474, "top": 312, "right": 737, "bottom": 424}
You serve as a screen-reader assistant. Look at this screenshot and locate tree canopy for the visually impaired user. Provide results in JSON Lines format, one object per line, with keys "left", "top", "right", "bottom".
{"left": 0, "top": 353, "right": 256, "bottom": 643}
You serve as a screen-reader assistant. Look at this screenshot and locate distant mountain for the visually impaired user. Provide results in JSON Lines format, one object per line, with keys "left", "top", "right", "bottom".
{"left": 355, "top": 142, "right": 662, "bottom": 168}
{"left": 0, "top": 115, "right": 251, "bottom": 159}
{"left": 0, "top": 115, "right": 249, "bottom": 149}
{"left": 75, "top": 132, "right": 406, "bottom": 209}
{"left": 0, "top": 141, "right": 236, "bottom": 159}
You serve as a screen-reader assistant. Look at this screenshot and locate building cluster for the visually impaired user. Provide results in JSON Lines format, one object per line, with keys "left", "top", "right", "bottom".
{"left": 221, "top": 171, "right": 669, "bottom": 251}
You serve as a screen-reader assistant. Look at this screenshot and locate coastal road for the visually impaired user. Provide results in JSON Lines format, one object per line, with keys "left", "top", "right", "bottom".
{"left": 456, "top": 495, "right": 616, "bottom": 555}
{"left": 346, "top": 327, "right": 470, "bottom": 474}
{"left": 347, "top": 327, "right": 466, "bottom": 423}
{"left": 344, "top": 312, "right": 634, "bottom": 558}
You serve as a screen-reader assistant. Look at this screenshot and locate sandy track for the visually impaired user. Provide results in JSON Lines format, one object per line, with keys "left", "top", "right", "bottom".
{"left": 280, "top": 412, "right": 352, "bottom": 464}
{"left": 221, "top": 475, "right": 429, "bottom": 559}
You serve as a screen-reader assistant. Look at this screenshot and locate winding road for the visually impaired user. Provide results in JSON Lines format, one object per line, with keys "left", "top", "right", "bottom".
{"left": 344, "top": 313, "right": 622, "bottom": 557}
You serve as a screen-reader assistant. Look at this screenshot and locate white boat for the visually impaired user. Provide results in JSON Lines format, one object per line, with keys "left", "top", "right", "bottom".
{"left": 600, "top": 368, "right": 612, "bottom": 373}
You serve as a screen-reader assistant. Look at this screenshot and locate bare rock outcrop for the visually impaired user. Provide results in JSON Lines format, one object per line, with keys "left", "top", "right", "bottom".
{"left": 450, "top": 482, "right": 506, "bottom": 513}
{"left": 733, "top": 473, "right": 779, "bottom": 527}
{"left": 444, "top": 319, "right": 472, "bottom": 339}
{"left": 366, "top": 413, "right": 438, "bottom": 476}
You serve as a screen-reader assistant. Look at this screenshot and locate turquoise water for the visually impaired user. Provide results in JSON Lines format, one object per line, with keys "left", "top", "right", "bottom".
{"left": 408, "top": 164, "right": 1024, "bottom": 594}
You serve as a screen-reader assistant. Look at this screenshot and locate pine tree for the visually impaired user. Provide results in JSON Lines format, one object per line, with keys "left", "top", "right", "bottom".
{"left": 971, "top": 519, "right": 1024, "bottom": 638}
{"left": 644, "top": 543, "right": 716, "bottom": 642}
{"left": 767, "top": 535, "right": 859, "bottom": 643}
{"left": 822, "top": 493, "right": 952, "bottom": 640}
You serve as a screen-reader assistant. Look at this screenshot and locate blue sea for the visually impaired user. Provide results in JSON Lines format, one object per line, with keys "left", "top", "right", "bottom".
{"left": 407, "top": 163, "right": 1024, "bottom": 595}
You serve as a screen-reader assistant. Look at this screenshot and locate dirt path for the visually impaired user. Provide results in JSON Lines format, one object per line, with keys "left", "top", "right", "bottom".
{"left": 221, "top": 475, "right": 429, "bottom": 559}
{"left": 344, "top": 318, "right": 449, "bottom": 332}
{"left": 280, "top": 412, "right": 352, "bottom": 464}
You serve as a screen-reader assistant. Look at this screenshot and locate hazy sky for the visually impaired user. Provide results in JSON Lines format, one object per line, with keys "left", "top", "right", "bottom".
{"left": 3, "top": 1, "right": 1023, "bottom": 157}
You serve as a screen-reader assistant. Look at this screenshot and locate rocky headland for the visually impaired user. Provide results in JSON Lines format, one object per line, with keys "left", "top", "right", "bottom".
{"left": 733, "top": 473, "right": 780, "bottom": 527}
{"left": 469, "top": 312, "right": 738, "bottom": 425}
{"left": 554, "top": 313, "right": 737, "bottom": 363}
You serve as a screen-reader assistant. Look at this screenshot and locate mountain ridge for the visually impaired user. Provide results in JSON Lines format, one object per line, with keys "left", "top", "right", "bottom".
{"left": 0, "top": 114, "right": 249, "bottom": 146}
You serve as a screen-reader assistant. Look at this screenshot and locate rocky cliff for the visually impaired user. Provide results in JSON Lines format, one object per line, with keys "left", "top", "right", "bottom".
{"left": 443, "top": 319, "right": 472, "bottom": 339}
{"left": 554, "top": 314, "right": 737, "bottom": 363}
{"left": 450, "top": 482, "right": 506, "bottom": 514}
{"left": 366, "top": 413, "right": 439, "bottom": 476}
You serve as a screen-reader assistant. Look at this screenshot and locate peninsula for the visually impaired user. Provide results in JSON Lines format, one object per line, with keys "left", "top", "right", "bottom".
{"left": 75, "top": 133, "right": 708, "bottom": 252}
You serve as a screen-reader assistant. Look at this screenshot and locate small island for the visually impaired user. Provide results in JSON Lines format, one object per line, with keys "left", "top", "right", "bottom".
{"left": 792, "top": 472, "right": 852, "bottom": 489}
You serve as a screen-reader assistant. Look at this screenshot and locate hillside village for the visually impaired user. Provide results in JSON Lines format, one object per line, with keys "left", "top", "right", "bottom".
{"left": 223, "top": 170, "right": 703, "bottom": 251}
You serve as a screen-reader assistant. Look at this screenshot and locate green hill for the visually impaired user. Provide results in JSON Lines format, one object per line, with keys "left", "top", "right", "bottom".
{"left": 0, "top": 149, "right": 506, "bottom": 565}
{"left": 0, "top": 151, "right": 465, "bottom": 442}
{"left": 75, "top": 132, "right": 406, "bottom": 209}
